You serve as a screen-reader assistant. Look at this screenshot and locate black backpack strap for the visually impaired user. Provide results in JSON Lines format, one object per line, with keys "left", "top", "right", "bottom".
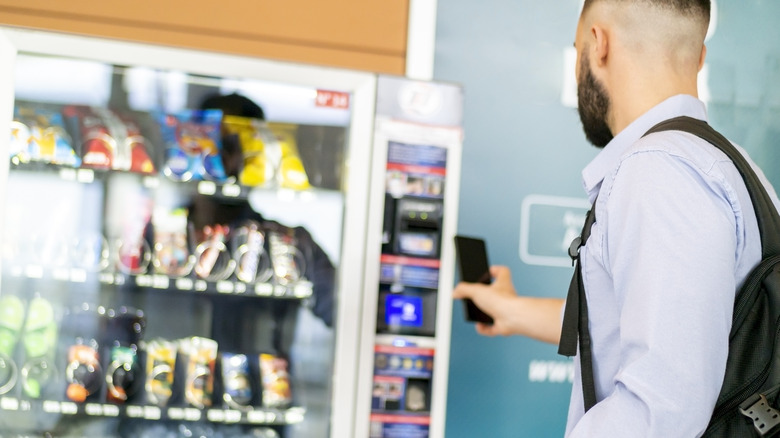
{"left": 644, "top": 116, "right": 780, "bottom": 257}
{"left": 558, "top": 199, "right": 598, "bottom": 412}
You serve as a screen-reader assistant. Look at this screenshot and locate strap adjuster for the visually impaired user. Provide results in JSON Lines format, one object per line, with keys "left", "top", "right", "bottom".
{"left": 740, "top": 393, "right": 780, "bottom": 436}
{"left": 568, "top": 236, "right": 582, "bottom": 263}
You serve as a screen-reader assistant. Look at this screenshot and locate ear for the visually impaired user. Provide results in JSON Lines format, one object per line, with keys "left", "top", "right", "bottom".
{"left": 591, "top": 24, "right": 610, "bottom": 67}
{"left": 698, "top": 44, "right": 707, "bottom": 72}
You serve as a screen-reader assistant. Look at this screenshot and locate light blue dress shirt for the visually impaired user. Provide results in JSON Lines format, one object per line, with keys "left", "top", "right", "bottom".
{"left": 565, "top": 95, "right": 780, "bottom": 437}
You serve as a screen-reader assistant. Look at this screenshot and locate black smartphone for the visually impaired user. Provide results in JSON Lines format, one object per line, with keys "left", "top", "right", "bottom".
{"left": 453, "top": 235, "right": 494, "bottom": 324}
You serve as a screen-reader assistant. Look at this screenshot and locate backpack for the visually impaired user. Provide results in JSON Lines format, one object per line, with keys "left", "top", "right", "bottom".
{"left": 558, "top": 116, "right": 780, "bottom": 437}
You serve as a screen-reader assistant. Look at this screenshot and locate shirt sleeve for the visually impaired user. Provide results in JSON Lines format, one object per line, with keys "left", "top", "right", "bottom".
{"left": 568, "top": 148, "right": 737, "bottom": 437}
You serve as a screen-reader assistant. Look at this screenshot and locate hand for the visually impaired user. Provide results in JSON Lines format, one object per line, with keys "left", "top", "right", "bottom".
{"left": 453, "top": 265, "right": 565, "bottom": 344}
{"left": 452, "top": 265, "right": 521, "bottom": 336}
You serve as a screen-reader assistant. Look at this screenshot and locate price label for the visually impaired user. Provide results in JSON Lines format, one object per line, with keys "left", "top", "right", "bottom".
{"left": 144, "top": 406, "right": 161, "bottom": 420}
{"left": 59, "top": 168, "right": 77, "bottom": 181}
{"left": 222, "top": 184, "right": 241, "bottom": 197}
{"left": 0, "top": 397, "right": 18, "bottom": 411}
{"left": 103, "top": 404, "right": 120, "bottom": 417}
{"left": 43, "top": 400, "right": 60, "bottom": 413}
{"left": 198, "top": 181, "right": 217, "bottom": 196}
{"left": 184, "top": 408, "right": 201, "bottom": 421}
{"left": 77, "top": 169, "right": 95, "bottom": 183}
{"left": 61, "top": 402, "right": 78, "bottom": 415}
{"left": 136, "top": 275, "right": 153, "bottom": 287}
{"left": 143, "top": 176, "right": 160, "bottom": 188}
{"left": 207, "top": 409, "right": 226, "bottom": 422}
{"left": 225, "top": 409, "right": 242, "bottom": 423}
{"left": 176, "top": 278, "right": 194, "bottom": 290}
{"left": 216, "top": 281, "right": 234, "bottom": 294}
{"left": 85, "top": 403, "right": 103, "bottom": 416}
{"left": 273, "top": 285, "right": 288, "bottom": 297}
{"left": 126, "top": 405, "right": 144, "bottom": 418}
{"left": 285, "top": 408, "right": 305, "bottom": 423}
{"left": 255, "top": 283, "right": 273, "bottom": 296}
{"left": 315, "top": 89, "right": 350, "bottom": 109}
{"left": 234, "top": 282, "right": 247, "bottom": 294}
{"left": 294, "top": 283, "right": 313, "bottom": 298}
{"left": 168, "top": 407, "right": 184, "bottom": 420}
{"left": 195, "top": 280, "right": 208, "bottom": 291}
{"left": 152, "top": 275, "right": 170, "bottom": 289}
{"left": 247, "top": 410, "right": 267, "bottom": 423}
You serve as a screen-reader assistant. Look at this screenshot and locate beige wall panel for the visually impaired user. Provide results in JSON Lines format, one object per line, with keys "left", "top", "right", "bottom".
{"left": 0, "top": 1, "right": 408, "bottom": 73}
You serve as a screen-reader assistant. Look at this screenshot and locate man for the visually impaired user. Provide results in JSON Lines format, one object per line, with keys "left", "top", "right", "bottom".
{"left": 453, "top": 0, "right": 780, "bottom": 436}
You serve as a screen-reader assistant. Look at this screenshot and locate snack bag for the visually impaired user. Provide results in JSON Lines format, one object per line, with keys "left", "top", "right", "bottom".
{"left": 12, "top": 104, "right": 80, "bottom": 167}
{"left": 222, "top": 115, "right": 278, "bottom": 187}
{"left": 158, "top": 110, "right": 226, "bottom": 182}
{"left": 180, "top": 336, "right": 218, "bottom": 409}
{"left": 221, "top": 352, "right": 253, "bottom": 409}
{"left": 64, "top": 106, "right": 155, "bottom": 174}
{"left": 267, "top": 123, "right": 310, "bottom": 190}
{"left": 152, "top": 207, "right": 194, "bottom": 278}
{"left": 144, "top": 339, "right": 177, "bottom": 406}
{"left": 259, "top": 353, "right": 292, "bottom": 408}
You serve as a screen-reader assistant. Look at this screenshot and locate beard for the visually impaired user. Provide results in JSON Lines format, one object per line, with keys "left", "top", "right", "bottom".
{"left": 577, "top": 52, "right": 614, "bottom": 148}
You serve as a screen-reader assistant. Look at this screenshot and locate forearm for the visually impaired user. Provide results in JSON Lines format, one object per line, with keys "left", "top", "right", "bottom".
{"left": 507, "top": 296, "right": 564, "bottom": 344}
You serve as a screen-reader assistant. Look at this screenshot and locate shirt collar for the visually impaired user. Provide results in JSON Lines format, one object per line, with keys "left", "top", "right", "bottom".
{"left": 581, "top": 94, "right": 709, "bottom": 202}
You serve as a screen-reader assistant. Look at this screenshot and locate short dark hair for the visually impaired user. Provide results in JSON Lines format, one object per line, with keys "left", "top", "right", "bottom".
{"left": 583, "top": 0, "right": 710, "bottom": 22}
{"left": 199, "top": 92, "right": 265, "bottom": 120}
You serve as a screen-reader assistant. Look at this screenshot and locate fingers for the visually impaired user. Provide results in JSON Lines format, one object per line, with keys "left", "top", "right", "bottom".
{"left": 490, "top": 265, "right": 512, "bottom": 285}
{"left": 475, "top": 322, "right": 497, "bottom": 337}
{"left": 452, "top": 281, "right": 484, "bottom": 300}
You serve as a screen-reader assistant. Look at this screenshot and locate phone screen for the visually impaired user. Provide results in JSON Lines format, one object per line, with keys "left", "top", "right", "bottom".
{"left": 454, "top": 235, "right": 494, "bottom": 324}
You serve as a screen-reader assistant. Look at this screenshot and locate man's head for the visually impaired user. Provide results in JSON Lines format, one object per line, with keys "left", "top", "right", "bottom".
{"left": 575, "top": 0, "right": 710, "bottom": 147}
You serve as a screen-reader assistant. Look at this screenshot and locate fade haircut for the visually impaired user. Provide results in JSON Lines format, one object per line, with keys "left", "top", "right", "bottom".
{"left": 583, "top": 0, "right": 710, "bottom": 22}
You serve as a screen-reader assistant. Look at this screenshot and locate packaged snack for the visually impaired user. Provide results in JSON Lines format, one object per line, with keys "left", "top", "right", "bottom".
{"left": 232, "top": 220, "right": 272, "bottom": 284}
{"left": 0, "top": 295, "right": 24, "bottom": 395}
{"left": 105, "top": 345, "right": 140, "bottom": 403}
{"left": 220, "top": 352, "right": 253, "bottom": 409}
{"left": 259, "top": 353, "right": 291, "bottom": 408}
{"left": 222, "top": 116, "right": 278, "bottom": 187}
{"left": 267, "top": 123, "right": 310, "bottom": 190}
{"left": 63, "top": 106, "right": 155, "bottom": 174}
{"left": 268, "top": 229, "right": 306, "bottom": 285}
{"left": 152, "top": 208, "right": 194, "bottom": 278}
{"left": 180, "top": 336, "right": 218, "bottom": 409}
{"left": 158, "top": 110, "right": 226, "bottom": 182}
{"left": 65, "top": 340, "right": 102, "bottom": 402}
{"left": 194, "top": 224, "right": 235, "bottom": 281}
{"left": 12, "top": 104, "right": 80, "bottom": 167}
{"left": 21, "top": 296, "right": 59, "bottom": 399}
{"left": 144, "top": 339, "right": 177, "bottom": 406}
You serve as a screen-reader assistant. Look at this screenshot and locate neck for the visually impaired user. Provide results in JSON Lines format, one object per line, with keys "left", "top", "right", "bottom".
{"left": 608, "top": 64, "right": 699, "bottom": 135}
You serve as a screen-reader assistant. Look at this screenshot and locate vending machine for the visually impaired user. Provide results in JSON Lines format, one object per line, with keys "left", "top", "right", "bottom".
{"left": 0, "top": 26, "right": 462, "bottom": 438}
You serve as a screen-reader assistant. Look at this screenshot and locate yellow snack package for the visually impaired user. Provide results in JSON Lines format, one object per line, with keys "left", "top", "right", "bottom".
{"left": 222, "top": 116, "right": 277, "bottom": 187}
{"left": 267, "top": 123, "right": 311, "bottom": 190}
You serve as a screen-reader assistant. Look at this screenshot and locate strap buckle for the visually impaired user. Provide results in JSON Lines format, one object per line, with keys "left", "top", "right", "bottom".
{"left": 568, "top": 236, "right": 582, "bottom": 265}
{"left": 740, "top": 393, "right": 780, "bottom": 436}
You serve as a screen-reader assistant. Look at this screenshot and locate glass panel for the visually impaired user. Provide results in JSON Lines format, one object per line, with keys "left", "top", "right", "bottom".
{"left": 3, "top": 52, "right": 348, "bottom": 438}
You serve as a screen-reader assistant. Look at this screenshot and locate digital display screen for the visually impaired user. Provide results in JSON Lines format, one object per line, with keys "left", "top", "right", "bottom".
{"left": 385, "top": 295, "right": 423, "bottom": 328}
{"left": 398, "top": 232, "right": 437, "bottom": 257}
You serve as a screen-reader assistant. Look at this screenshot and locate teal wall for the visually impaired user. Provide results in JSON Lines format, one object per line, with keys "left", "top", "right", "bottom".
{"left": 434, "top": 1, "right": 780, "bottom": 437}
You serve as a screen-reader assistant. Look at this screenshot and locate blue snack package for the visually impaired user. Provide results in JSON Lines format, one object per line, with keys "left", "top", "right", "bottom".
{"left": 157, "top": 109, "right": 226, "bottom": 182}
